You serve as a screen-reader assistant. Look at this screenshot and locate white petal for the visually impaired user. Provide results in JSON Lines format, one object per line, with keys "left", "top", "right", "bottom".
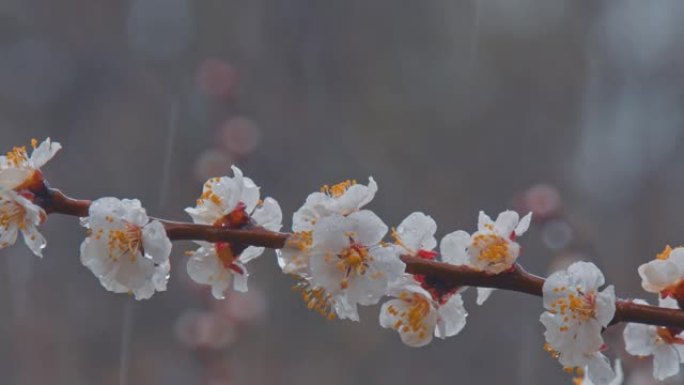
{"left": 311, "top": 214, "right": 352, "bottom": 254}
{"left": 659, "top": 296, "right": 680, "bottom": 309}
{"left": 623, "top": 323, "right": 657, "bottom": 356}
{"left": 493, "top": 210, "right": 519, "bottom": 237}
{"left": 653, "top": 346, "right": 681, "bottom": 381}
{"left": 0, "top": 168, "right": 32, "bottom": 191}
{"left": 439, "top": 230, "right": 470, "bottom": 265}
{"left": 141, "top": 220, "right": 172, "bottom": 264}
{"left": 594, "top": 285, "right": 616, "bottom": 327}
{"left": 346, "top": 246, "right": 404, "bottom": 306}
{"left": 0, "top": 224, "right": 18, "bottom": 249}
{"left": 332, "top": 177, "right": 377, "bottom": 215}
{"left": 239, "top": 246, "right": 265, "bottom": 264}
{"left": 587, "top": 354, "right": 616, "bottom": 385}
{"left": 638, "top": 260, "right": 678, "bottom": 293}
{"left": 239, "top": 175, "right": 261, "bottom": 214}
{"left": 187, "top": 247, "right": 231, "bottom": 299}
{"left": 29, "top": 138, "right": 61, "bottom": 169}
{"left": 395, "top": 212, "right": 437, "bottom": 251}
{"left": 21, "top": 227, "right": 46, "bottom": 257}
{"left": 118, "top": 199, "right": 148, "bottom": 227}
{"left": 477, "top": 211, "right": 494, "bottom": 232}
{"left": 567, "top": 261, "right": 605, "bottom": 292}
{"left": 435, "top": 293, "right": 467, "bottom": 338}
{"left": 476, "top": 288, "right": 495, "bottom": 306}
{"left": 668, "top": 248, "right": 684, "bottom": 272}
{"left": 542, "top": 269, "right": 571, "bottom": 308}
{"left": 333, "top": 294, "right": 360, "bottom": 321}
{"left": 292, "top": 192, "right": 330, "bottom": 232}
{"left": 251, "top": 197, "right": 282, "bottom": 231}
{"left": 344, "top": 210, "right": 388, "bottom": 246}
{"left": 308, "top": 249, "right": 346, "bottom": 294}
{"left": 232, "top": 264, "right": 249, "bottom": 292}
{"left": 515, "top": 212, "right": 532, "bottom": 236}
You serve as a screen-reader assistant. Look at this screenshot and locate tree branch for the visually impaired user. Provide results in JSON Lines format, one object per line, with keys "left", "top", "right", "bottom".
{"left": 41, "top": 188, "right": 684, "bottom": 329}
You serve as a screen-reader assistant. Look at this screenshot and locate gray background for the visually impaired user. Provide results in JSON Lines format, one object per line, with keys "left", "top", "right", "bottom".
{"left": 1, "top": 1, "right": 684, "bottom": 384}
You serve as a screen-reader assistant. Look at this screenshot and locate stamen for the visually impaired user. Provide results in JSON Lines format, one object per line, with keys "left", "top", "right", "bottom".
{"left": 107, "top": 222, "right": 143, "bottom": 262}
{"left": 656, "top": 245, "right": 673, "bottom": 260}
{"left": 320, "top": 180, "right": 357, "bottom": 198}
{"left": 0, "top": 199, "right": 27, "bottom": 231}
{"left": 392, "top": 292, "right": 432, "bottom": 337}
{"left": 472, "top": 233, "right": 510, "bottom": 265}
{"left": 292, "top": 279, "right": 336, "bottom": 320}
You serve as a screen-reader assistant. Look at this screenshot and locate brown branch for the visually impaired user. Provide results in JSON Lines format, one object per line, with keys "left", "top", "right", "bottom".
{"left": 39, "top": 188, "right": 684, "bottom": 329}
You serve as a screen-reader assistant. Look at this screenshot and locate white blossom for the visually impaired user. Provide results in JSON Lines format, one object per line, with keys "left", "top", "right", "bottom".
{"left": 0, "top": 138, "right": 61, "bottom": 256}
{"left": 379, "top": 276, "right": 467, "bottom": 347}
{"left": 540, "top": 261, "right": 616, "bottom": 385}
{"left": 0, "top": 138, "right": 61, "bottom": 191}
{"left": 638, "top": 246, "right": 684, "bottom": 299}
{"left": 305, "top": 210, "right": 405, "bottom": 321}
{"left": 392, "top": 212, "right": 437, "bottom": 256}
{"left": 278, "top": 178, "right": 376, "bottom": 277}
{"left": 80, "top": 197, "right": 172, "bottom": 300}
{"left": 0, "top": 190, "right": 46, "bottom": 256}
{"left": 291, "top": 178, "right": 377, "bottom": 232}
{"left": 624, "top": 298, "right": 684, "bottom": 381}
{"left": 578, "top": 359, "right": 623, "bottom": 385}
{"left": 438, "top": 210, "right": 531, "bottom": 305}
{"left": 185, "top": 165, "right": 282, "bottom": 299}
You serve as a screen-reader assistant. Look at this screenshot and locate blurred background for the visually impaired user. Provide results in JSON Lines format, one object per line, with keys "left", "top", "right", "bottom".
{"left": 1, "top": 0, "right": 684, "bottom": 384}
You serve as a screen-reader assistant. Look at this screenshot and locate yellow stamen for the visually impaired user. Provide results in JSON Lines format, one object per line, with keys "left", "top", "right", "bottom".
{"left": 320, "top": 180, "right": 357, "bottom": 198}
{"left": 107, "top": 222, "right": 143, "bottom": 262}
{"left": 391, "top": 292, "right": 432, "bottom": 335}
{"left": 657, "top": 245, "right": 673, "bottom": 260}
{"left": 293, "top": 279, "right": 336, "bottom": 319}
{"left": 473, "top": 233, "right": 510, "bottom": 264}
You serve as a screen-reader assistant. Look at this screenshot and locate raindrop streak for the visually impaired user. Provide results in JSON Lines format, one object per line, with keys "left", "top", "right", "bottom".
{"left": 118, "top": 300, "right": 134, "bottom": 385}
{"left": 468, "top": 0, "right": 481, "bottom": 75}
{"left": 119, "top": 95, "right": 180, "bottom": 385}
{"left": 159, "top": 97, "right": 180, "bottom": 207}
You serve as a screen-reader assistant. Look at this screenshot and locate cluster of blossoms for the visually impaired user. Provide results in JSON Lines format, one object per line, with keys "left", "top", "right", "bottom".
{"left": 3, "top": 138, "right": 684, "bottom": 384}
{"left": 278, "top": 177, "right": 533, "bottom": 346}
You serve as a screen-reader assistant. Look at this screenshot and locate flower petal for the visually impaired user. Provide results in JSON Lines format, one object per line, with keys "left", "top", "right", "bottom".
{"left": 251, "top": 197, "right": 282, "bottom": 231}
{"left": 515, "top": 212, "right": 533, "bottom": 236}
{"left": 476, "top": 288, "right": 495, "bottom": 306}
{"left": 435, "top": 293, "right": 467, "bottom": 338}
{"left": 395, "top": 212, "right": 437, "bottom": 252}
{"left": 653, "top": 345, "right": 681, "bottom": 381}
{"left": 439, "top": 230, "right": 470, "bottom": 265}
{"left": 494, "top": 210, "right": 519, "bottom": 237}
{"left": 141, "top": 220, "right": 172, "bottom": 264}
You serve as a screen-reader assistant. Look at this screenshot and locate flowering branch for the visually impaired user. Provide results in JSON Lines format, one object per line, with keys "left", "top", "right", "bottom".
{"left": 41, "top": 187, "right": 684, "bottom": 329}
{"left": 5, "top": 138, "right": 684, "bottom": 384}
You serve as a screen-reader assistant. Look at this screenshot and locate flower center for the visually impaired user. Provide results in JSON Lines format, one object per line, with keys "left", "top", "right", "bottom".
{"left": 388, "top": 292, "right": 432, "bottom": 339}
{"left": 321, "top": 180, "right": 356, "bottom": 198}
{"left": 4, "top": 145, "right": 29, "bottom": 168}
{"left": 336, "top": 237, "right": 372, "bottom": 289}
{"left": 107, "top": 221, "right": 143, "bottom": 262}
{"left": 472, "top": 233, "right": 510, "bottom": 264}
{"left": 549, "top": 287, "right": 597, "bottom": 328}
{"left": 0, "top": 198, "right": 27, "bottom": 245}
